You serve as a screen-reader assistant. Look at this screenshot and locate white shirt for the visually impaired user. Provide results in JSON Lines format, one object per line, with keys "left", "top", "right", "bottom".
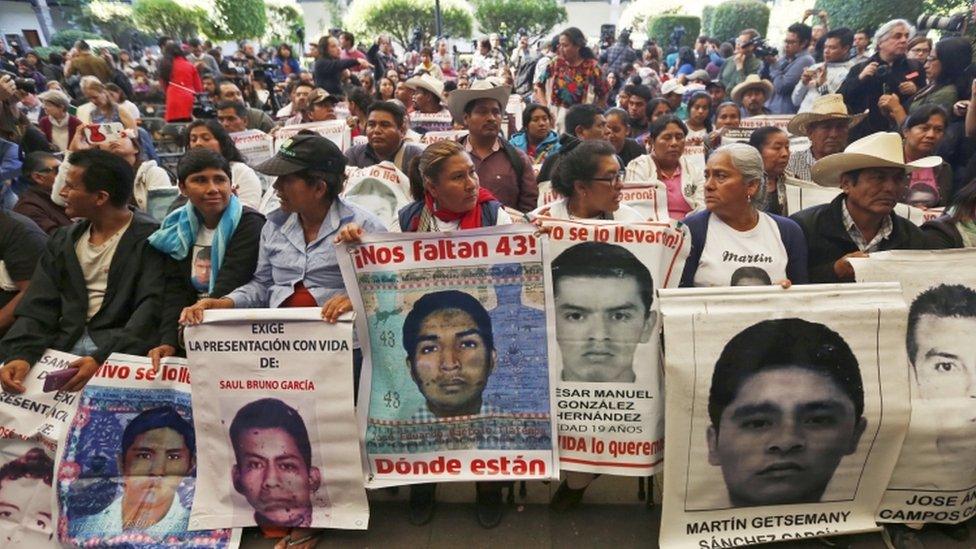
{"left": 75, "top": 217, "right": 133, "bottom": 321}
{"left": 530, "top": 198, "right": 644, "bottom": 222}
{"left": 230, "top": 161, "right": 263, "bottom": 209}
{"left": 120, "top": 100, "right": 141, "bottom": 121}
{"left": 132, "top": 161, "right": 172, "bottom": 211}
{"left": 792, "top": 59, "right": 855, "bottom": 113}
{"left": 693, "top": 212, "right": 788, "bottom": 287}
{"left": 76, "top": 102, "right": 95, "bottom": 124}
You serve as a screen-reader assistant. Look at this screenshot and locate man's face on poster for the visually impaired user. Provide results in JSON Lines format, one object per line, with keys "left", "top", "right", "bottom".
{"left": 232, "top": 427, "right": 321, "bottom": 527}
{"left": 193, "top": 256, "right": 212, "bottom": 287}
{"left": 0, "top": 477, "right": 51, "bottom": 534}
{"left": 409, "top": 308, "right": 495, "bottom": 417}
{"left": 707, "top": 366, "right": 866, "bottom": 507}
{"left": 910, "top": 314, "right": 976, "bottom": 439}
{"left": 121, "top": 427, "right": 193, "bottom": 517}
{"left": 554, "top": 275, "right": 651, "bottom": 383}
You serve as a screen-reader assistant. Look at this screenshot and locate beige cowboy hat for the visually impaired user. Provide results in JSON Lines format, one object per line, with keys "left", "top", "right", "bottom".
{"left": 446, "top": 79, "right": 512, "bottom": 123}
{"left": 730, "top": 74, "right": 773, "bottom": 104}
{"left": 404, "top": 73, "right": 445, "bottom": 102}
{"left": 787, "top": 94, "right": 868, "bottom": 136}
{"left": 811, "top": 132, "right": 943, "bottom": 187}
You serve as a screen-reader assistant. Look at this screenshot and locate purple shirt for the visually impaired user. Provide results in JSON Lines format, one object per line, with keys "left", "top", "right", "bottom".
{"left": 461, "top": 136, "right": 538, "bottom": 213}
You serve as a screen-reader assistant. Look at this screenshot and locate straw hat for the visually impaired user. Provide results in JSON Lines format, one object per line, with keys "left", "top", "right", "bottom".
{"left": 404, "top": 73, "right": 445, "bottom": 102}
{"left": 446, "top": 79, "right": 511, "bottom": 123}
{"left": 787, "top": 94, "right": 867, "bottom": 136}
{"left": 730, "top": 74, "right": 773, "bottom": 104}
{"left": 811, "top": 132, "right": 943, "bottom": 187}
{"left": 661, "top": 79, "right": 686, "bottom": 96}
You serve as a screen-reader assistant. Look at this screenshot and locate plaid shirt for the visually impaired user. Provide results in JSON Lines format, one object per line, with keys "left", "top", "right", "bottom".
{"left": 786, "top": 148, "right": 816, "bottom": 181}
{"left": 842, "top": 199, "right": 893, "bottom": 252}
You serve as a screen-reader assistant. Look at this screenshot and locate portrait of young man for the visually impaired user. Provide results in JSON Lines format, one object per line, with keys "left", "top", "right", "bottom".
{"left": 229, "top": 398, "right": 322, "bottom": 527}
{"left": 905, "top": 284, "right": 976, "bottom": 486}
{"left": 402, "top": 290, "right": 497, "bottom": 419}
{"left": 550, "top": 242, "right": 654, "bottom": 383}
{"left": 71, "top": 406, "right": 195, "bottom": 535}
{"left": 705, "top": 318, "right": 868, "bottom": 508}
{"left": 0, "top": 447, "right": 54, "bottom": 541}
{"left": 191, "top": 246, "right": 212, "bottom": 294}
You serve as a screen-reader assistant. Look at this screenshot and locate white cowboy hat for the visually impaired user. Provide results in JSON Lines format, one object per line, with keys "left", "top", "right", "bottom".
{"left": 404, "top": 74, "right": 445, "bottom": 102}
{"left": 730, "top": 74, "right": 773, "bottom": 104}
{"left": 661, "top": 79, "right": 686, "bottom": 96}
{"left": 446, "top": 79, "right": 512, "bottom": 123}
{"left": 787, "top": 94, "right": 867, "bottom": 136}
{"left": 811, "top": 132, "right": 943, "bottom": 187}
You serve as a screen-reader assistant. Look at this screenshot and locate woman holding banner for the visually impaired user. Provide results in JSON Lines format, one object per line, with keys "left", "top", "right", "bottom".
{"left": 679, "top": 143, "right": 808, "bottom": 287}
{"left": 335, "top": 139, "right": 511, "bottom": 529}
{"left": 625, "top": 115, "right": 705, "bottom": 220}
{"left": 180, "top": 133, "right": 387, "bottom": 547}
{"left": 146, "top": 149, "right": 265, "bottom": 370}
{"left": 530, "top": 140, "right": 642, "bottom": 222}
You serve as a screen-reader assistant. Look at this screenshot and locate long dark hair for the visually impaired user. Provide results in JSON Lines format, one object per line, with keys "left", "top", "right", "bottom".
{"left": 184, "top": 119, "right": 246, "bottom": 163}
{"left": 560, "top": 27, "right": 595, "bottom": 60}
{"left": 687, "top": 91, "right": 713, "bottom": 132}
{"left": 158, "top": 43, "right": 185, "bottom": 84}
{"left": 949, "top": 179, "right": 976, "bottom": 223}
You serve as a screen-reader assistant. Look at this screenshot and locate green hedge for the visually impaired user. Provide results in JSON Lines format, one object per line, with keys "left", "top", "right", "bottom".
{"left": 710, "top": 0, "right": 769, "bottom": 42}
{"left": 647, "top": 15, "right": 701, "bottom": 49}
{"left": 50, "top": 29, "right": 101, "bottom": 49}
{"left": 814, "top": 0, "right": 921, "bottom": 34}
{"left": 701, "top": 6, "right": 716, "bottom": 37}
{"left": 32, "top": 46, "right": 66, "bottom": 60}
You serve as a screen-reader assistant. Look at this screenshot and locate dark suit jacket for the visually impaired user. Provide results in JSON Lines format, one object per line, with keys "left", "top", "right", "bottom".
{"left": 158, "top": 208, "right": 265, "bottom": 350}
{"left": 0, "top": 211, "right": 165, "bottom": 364}
{"left": 13, "top": 185, "right": 73, "bottom": 235}
{"left": 789, "top": 193, "right": 931, "bottom": 283}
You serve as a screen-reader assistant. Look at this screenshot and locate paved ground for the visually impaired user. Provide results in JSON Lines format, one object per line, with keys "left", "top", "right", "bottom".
{"left": 238, "top": 479, "right": 976, "bottom": 548}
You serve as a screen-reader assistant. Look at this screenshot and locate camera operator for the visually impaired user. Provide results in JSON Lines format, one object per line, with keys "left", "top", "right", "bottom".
{"left": 719, "top": 29, "right": 763, "bottom": 93}
{"left": 838, "top": 18, "right": 924, "bottom": 140}
{"left": 766, "top": 23, "right": 815, "bottom": 114}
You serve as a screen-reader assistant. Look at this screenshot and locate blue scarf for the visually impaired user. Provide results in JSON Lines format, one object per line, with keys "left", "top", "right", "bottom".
{"left": 147, "top": 194, "right": 242, "bottom": 294}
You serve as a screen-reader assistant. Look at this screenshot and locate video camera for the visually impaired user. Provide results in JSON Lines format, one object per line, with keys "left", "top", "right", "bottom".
{"left": 192, "top": 92, "right": 217, "bottom": 119}
{"left": 0, "top": 70, "right": 36, "bottom": 94}
{"left": 746, "top": 36, "right": 779, "bottom": 59}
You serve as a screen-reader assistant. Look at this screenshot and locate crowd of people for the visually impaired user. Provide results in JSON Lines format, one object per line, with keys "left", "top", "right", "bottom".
{"left": 1, "top": 8, "right": 976, "bottom": 547}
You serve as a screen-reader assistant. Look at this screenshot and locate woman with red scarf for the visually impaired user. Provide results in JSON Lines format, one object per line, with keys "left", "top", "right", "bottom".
{"left": 335, "top": 139, "right": 511, "bottom": 530}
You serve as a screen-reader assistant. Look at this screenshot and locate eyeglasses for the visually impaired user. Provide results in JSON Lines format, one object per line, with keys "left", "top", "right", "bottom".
{"left": 590, "top": 171, "right": 625, "bottom": 186}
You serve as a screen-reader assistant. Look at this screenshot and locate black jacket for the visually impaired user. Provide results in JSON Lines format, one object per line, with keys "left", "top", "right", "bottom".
{"left": 159, "top": 208, "right": 265, "bottom": 350}
{"left": 838, "top": 54, "right": 925, "bottom": 141}
{"left": 537, "top": 134, "right": 580, "bottom": 184}
{"left": 789, "top": 194, "right": 932, "bottom": 283}
{"left": 920, "top": 215, "right": 964, "bottom": 249}
{"left": 0, "top": 211, "right": 165, "bottom": 365}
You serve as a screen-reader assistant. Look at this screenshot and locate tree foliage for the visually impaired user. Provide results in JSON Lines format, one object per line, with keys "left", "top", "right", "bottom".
{"left": 50, "top": 29, "right": 102, "bottom": 50}
{"left": 701, "top": 6, "right": 716, "bottom": 37}
{"left": 472, "top": 0, "right": 567, "bottom": 41}
{"left": 344, "top": 0, "right": 473, "bottom": 48}
{"left": 203, "top": 0, "right": 269, "bottom": 41}
{"left": 82, "top": 1, "right": 137, "bottom": 45}
{"left": 647, "top": 15, "right": 701, "bottom": 49}
{"left": 710, "top": 0, "right": 770, "bottom": 42}
{"left": 814, "top": 0, "right": 922, "bottom": 34}
{"left": 264, "top": 1, "right": 303, "bottom": 45}
{"left": 618, "top": 0, "right": 683, "bottom": 32}
{"left": 132, "top": 0, "right": 206, "bottom": 41}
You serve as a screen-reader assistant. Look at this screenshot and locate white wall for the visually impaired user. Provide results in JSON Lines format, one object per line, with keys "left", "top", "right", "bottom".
{"left": 300, "top": 1, "right": 335, "bottom": 44}
{"left": 0, "top": 1, "right": 47, "bottom": 47}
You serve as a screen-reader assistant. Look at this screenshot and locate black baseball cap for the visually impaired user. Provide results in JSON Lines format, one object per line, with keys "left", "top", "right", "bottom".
{"left": 254, "top": 131, "right": 346, "bottom": 176}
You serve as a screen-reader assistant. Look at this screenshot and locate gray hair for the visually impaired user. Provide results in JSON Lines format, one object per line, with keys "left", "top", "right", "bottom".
{"left": 874, "top": 19, "right": 915, "bottom": 46}
{"left": 38, "top": 89, "right": 71, "bottom": 110}
{"left": 712, "top": 143, "right": 766, "bottom": 208}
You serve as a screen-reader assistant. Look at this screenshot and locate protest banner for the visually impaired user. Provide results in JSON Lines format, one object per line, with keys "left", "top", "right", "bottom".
{"left": 337, "top": 226, "right": 557, "bottom": 485}
{"left": 343, "top": 163, "right": 413, "bottom": 229}
{"left": 0, "top": 439, "right": 57, "bottom": 547}
{"left": 507, "top": 95, "right": 525, "bottom": 133}
{"left": 784, "top": 179, "right": 940, "bottom": 225}
{"left": 683, "top": 138, "right": 706, "bottom": 173}
{"left": 541, "top": 220, "right": 689, "bottom": 475}
{"left": 0, "top": 350, "right": 82, "bottom": 442}
{"left": 229, "top": 129, "right": 274, "bottom": 167}
{"left": 184, "top": 309, "right": 368, "bottom": 530}
{"left": 723, "top": 115, "right": 811, "bottom": 152}
{"left": 658, "top": 284, "right": 910, "bottom": 547}
{"left": 849, "top": 249, "right": 976, "bottom": 524}
{"left": 409, "top": 111, "right": 455, "bottom": 133}
{"left": 274, "top": 119, "right": 350, "bottom": 152}
{"left": 534, "top": 181, "right": 668, "bottom": 222}
{"left": 55, "top": 354, "right": 239, "bottom": 547}
{"left": 419, "top": 129, "right": 468, "bottom": 146}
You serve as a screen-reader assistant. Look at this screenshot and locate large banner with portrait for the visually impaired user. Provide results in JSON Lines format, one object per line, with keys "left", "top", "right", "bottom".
{"left": 658, "top": 284, "right": 910, "bottom": 547}
{"left": 408, "top": 112, "right": 455, "bottom": 133}
{"left": 850, "top": 249, "right": 976, "bottom": 524}
{"left": 342, "top": 163, "right": 412, "bottom": 230}
{"left": 229, "top": 129, "right": 274, "bottom": 167}
{"left": 184, "top": 309, "right": 368, "bottom": 530}
{"left": 0, "top": 350, "right": 82, "bottom": 442}
{"left": 337, "top": 226, "right": 557, "bottom": 485}
{"left": 541, "top": 220, "right": 689, "bottom": 476}
{"left": 55, "top": 354, "right": 239, "bottom": 547}
{"left": 784, "top": 179, "right": 940, "bottom": 225}
{"left": 534, "top": 181, "right": 669, "bottom": 222}
{"left": 0, "top": 438, "right": 58, "bottom": 547}
{"left": 274, "top": 120, "right": 351, "bottom": 153}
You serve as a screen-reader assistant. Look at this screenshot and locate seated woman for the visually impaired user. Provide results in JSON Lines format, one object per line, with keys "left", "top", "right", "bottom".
{"left": 146, "top": 149, "right": 265, "bottom": 368}
{"left": 76, "top": 76, "right": 136, "bottom": 129}
{"left": 184, "top": 119, "right": 263, "bottom": 209}
{"left": 604, "top": 108, "right": 645, "bottom": 168}
{"left": 336, "top": 140, "right": 511, "bottom": 529}
{"left": 67, "top": 127, "right": 170, "bottom": 212}
{"left": 922, "top": 178, "right": 976, "bottom": 248}
{"left": 531, "top": 140, "right": 643, "bottom": 221}
{"left": 748, "top": 126, "right": 791, "bottom": 215}
{"left": 901, "top": 105, "right": 952, "bottom": 208}
{"left": 625, "top": 115, "right": 705, "bottom": 220}
{"left": 680, "top": 143, "right": 808, "bottom": 287}
{"left": 509, "top": 104, "right": 561, "bottom": 165}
